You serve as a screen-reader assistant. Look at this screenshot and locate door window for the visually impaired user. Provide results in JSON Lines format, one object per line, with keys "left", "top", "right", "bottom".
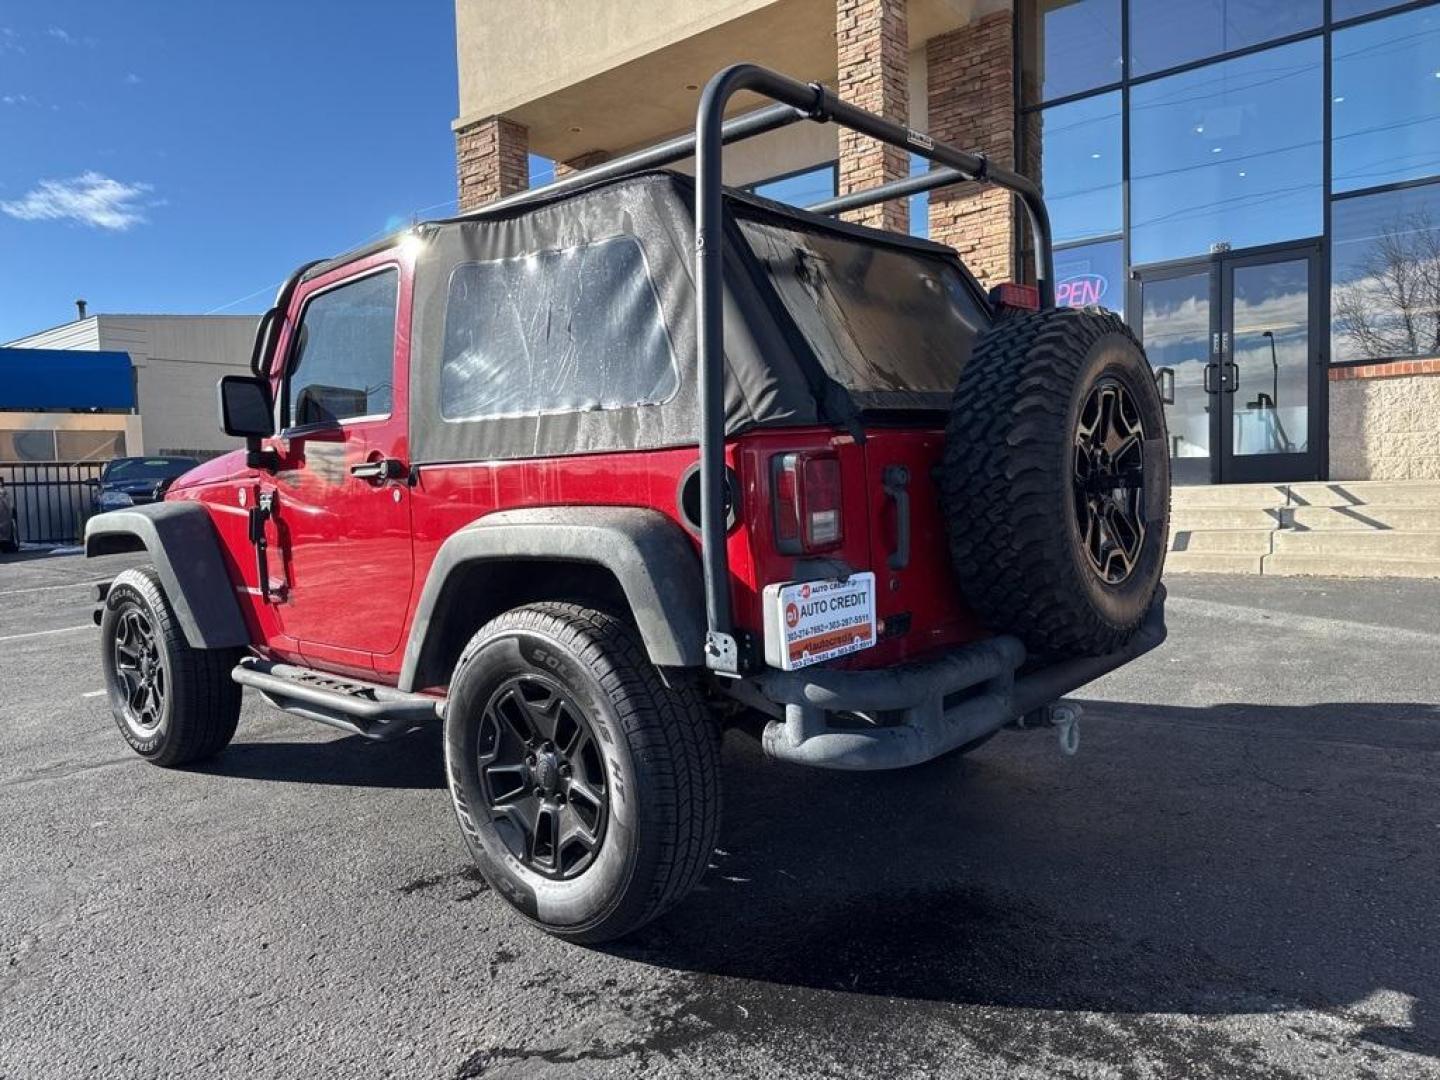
{"left": 1230, "top": 259, "right": 1310, "bottom": 457}
{"left": 286, "top": 269, "right": 398, "bottom": 429}
{"left": 1139, "top": 272, "right": 1212, "bottom": 471}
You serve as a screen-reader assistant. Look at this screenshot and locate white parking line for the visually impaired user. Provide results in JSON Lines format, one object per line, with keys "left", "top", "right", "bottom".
{"left": 81, "top": 690, "right": 107, "bottom": 699}
{"left": 0, "top": 581, "right": 103, "bottom": 597}
{"left": 0, "top": 625, "right": 93, "bottom": 644}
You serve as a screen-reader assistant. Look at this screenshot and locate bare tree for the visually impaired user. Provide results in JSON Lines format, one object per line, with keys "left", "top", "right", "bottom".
{"left": 1333, "top": 207, "right": 1440, "bottom": 361}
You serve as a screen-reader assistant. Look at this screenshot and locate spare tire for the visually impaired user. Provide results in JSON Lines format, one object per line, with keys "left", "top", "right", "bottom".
{"left": 938, "top": 306, "right": 1169, "bottom": 658}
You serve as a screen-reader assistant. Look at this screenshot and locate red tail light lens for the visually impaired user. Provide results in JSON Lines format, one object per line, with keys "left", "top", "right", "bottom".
{"left": 771, "top": 451, "right": 843, "bottom": 554}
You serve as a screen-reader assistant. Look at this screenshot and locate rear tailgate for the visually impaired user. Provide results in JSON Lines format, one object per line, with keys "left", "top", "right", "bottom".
{"left": 852, "top": 428, "right": 988, "bottom": 666}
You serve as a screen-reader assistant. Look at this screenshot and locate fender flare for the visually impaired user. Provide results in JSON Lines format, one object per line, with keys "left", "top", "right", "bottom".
{"left": 399, "top": 506, "right": 706, "bottom": 691}
{"left": 85, "top": 503, "right": 250, "bottom": 649}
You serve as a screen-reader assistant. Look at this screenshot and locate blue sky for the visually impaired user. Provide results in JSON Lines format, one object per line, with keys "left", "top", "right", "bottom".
{"left": 0, "top": 1, "right": 474, "bottom": 342}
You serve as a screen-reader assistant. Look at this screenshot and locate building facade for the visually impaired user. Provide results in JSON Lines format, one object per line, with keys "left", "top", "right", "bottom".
{"left": 3, "top": 314, "right": 258, "bottom": 460}
{"left": 453, "top": 0, "right": 1440, "bottom": 483}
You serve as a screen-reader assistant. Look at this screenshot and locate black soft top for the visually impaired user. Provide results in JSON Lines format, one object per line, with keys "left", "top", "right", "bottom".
{"left": 312, "top": 171, "right": 993, "bottom": 464}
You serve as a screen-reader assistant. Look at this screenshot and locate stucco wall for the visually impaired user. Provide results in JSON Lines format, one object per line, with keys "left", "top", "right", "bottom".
{"left": 1329, "top": 372, "right": 1440, "bottom": 480}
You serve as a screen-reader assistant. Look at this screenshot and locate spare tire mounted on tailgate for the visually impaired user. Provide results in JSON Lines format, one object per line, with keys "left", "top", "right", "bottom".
{"left": 939, "top": 307, "right": 1170, "bottom": 658}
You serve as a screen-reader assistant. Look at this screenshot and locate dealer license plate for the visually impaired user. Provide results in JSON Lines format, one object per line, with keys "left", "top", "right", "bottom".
{"left": 761, "top": 573, "right": 877, "bottom": 672}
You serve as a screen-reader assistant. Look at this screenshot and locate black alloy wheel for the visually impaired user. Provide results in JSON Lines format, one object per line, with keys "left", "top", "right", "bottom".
{"left": 112, "top": 605, "right": 167, "bottom": 735}
{"left": 1072, "top": 378, "right": 1147, "bottom": 586}
{"left": 100, "top": 565, "right": 243, "bottom": 766}
{"left": 477, "top": 674, "right": 609, "bottom": 880}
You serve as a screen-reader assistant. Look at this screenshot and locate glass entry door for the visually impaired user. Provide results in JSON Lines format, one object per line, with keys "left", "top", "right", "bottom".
{"left": 1130, "top": 243, "right": 1322, "bottom": 484}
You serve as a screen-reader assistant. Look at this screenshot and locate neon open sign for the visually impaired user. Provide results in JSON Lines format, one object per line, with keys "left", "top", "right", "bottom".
{"left": 1056, "top": 273, "right": 1108, "bottom": 308}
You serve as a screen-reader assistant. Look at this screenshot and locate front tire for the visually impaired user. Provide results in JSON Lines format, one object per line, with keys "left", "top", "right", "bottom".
{"left": 444, "top": 603, "right": 720, "bottom": 944}
{"left": 99, "top": 566, "right": 242, "bottom": 766}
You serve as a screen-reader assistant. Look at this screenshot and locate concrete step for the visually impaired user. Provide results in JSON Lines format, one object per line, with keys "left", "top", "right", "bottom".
{"left": 1168, "top": 529, "right": 1273, "bottom": 555}
{"left": 1271, "top": 529, "right": 1440, "bottom": 559}
{"left": 1289, "top": 505, "right": 1440, "bottom": 531}
{"left": 1170, "top": 484, "right": 1287, "bottom": 510}
{"left": 1165, "top": 551, "right": 1265, "bottom": 575}
{"left": 1264, "top": 553, "right": 1440, "bottom": 579}
{"left": 1287, "top": 480, "right": 1440, "bottom": 507}
{"left": 1170, "top": 507, "right": 1285, "bottom": 531}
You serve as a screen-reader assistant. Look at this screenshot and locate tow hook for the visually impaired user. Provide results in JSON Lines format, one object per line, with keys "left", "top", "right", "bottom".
{"left": 1012, "top": 701, "right": 1082, "bottom": 756}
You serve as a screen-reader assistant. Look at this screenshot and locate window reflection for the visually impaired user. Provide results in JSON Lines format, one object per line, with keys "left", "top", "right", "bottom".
{"left": 1230, "top": 260, "right": 1310, "bottom": 456}
{"left": 1129, "top": 39, "right": 1322, "bottom": 264}
{"left": 1129, "top": 0, "right": 1320, "bottom": 77}
{"left": 1331, "top": 6, "right": 1440, "bottom": 193}
{"left": 1332, "top": 182, "right": 1440, "bottom": 363}
{"left": 1019, "top": 0, "right": 1122, "bottom": 103}
{"left": 1332, "top": 0, "right": 1411, "bottom": 20}
{"left": 1140, "top": 273, "right": 1211, "bottom": 462}
{"left": 1028, "top": 91, "right": 1122, "bottom": 245}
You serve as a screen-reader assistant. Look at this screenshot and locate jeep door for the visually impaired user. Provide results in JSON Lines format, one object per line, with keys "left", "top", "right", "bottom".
{"left": 261, "top": 252, "right": 415, "bottom": 672}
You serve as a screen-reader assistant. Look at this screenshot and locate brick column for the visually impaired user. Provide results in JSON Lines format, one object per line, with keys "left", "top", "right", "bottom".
{"left": 554, "top": 150, "right": 611, "bottom": 179}
{"left": 926, "top": 9, "right": 1016, "bottom": 286}
{"left": 455, "top": 116, "right": 529, "bottom": 212}
{"left": 836, "top": 0, "right": 909, "bottom": 233}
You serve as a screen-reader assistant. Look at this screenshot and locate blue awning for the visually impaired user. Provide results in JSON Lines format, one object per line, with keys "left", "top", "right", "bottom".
{"left": 0, "top": 349, "right": 135, "bottom": 410}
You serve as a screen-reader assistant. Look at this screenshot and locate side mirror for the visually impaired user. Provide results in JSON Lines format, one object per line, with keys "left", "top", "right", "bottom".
{"left": 218, "top": 375, "right": 275, "bottom": 438}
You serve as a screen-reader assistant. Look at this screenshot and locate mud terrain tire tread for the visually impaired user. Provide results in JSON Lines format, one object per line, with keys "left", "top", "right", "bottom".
{"left": 939, "top": 306, "right": 1168, "bottom": 657}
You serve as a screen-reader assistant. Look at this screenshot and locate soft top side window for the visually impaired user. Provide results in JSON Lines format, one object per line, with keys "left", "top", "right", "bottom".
{"left": 439, "top": 236, "right": 678, "bottom": 422}
{"left": 285, "top": 268, "right": 398, "bottom": 429}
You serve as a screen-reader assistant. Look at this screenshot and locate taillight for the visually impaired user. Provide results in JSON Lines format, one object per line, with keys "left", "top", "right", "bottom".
{"left": 771, "top": 450, "right": 843, "bottom": 554}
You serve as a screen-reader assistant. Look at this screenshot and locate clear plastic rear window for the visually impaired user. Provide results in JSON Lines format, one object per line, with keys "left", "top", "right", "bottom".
{"left": 439, "top": 236, "right": 678, "bottom": 422}
{"left": 740, "top": 218, "right": 986, "bottom": 398}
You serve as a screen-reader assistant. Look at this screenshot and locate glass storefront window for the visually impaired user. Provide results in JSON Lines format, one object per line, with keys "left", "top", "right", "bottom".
{"left": 1332, "top": 0, "right": 1411, "bottom": 21}
{"left": 749, "top": 163, "right": 838, "bottom": 208}
{"left": 909, "top": 153, "right": 929, "bottom": 240}
{"left": 1129, "top": 39, "right": 1323, "bottom": 265}
{"left": 1331, "top": 182, "right": 1440, "bottom": 363}
{"left": 1331, "top": 5, "right": 1440, "bottom": 194}
{"left": 1028, "top": 91, "right": 1122, "bottom": 245}
{"left": 1129, "top": 0, "right": 1320, "bottom": 77}
{"left": 1055, "top": 239, "right": 1125, "bottom": 317}
{"left": 1019, "top": 0, "right": 1122, "bottom": 104}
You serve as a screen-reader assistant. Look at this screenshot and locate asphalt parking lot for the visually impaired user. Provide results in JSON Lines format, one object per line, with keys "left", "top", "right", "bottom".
{"left": 1, "top": 549, "right": 1437, "bottom": 1079}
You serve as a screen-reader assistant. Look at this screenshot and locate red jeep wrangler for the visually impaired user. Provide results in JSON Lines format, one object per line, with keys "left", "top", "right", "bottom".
{"left": 86, "top": 66, "right": 1169, "bottom": 943}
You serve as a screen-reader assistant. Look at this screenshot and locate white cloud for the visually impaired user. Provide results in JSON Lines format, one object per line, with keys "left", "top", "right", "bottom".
{"left": 1, "top": 93, "right": 37, "bottom": 106}
{"left": 47, "top": 25, "right": 73, "bottom": 44}
{"left": 124, "top": 72, "right": 141, "bottom": 85}
{"left": 0, "top": 172, "right": 154, "bottom": 230}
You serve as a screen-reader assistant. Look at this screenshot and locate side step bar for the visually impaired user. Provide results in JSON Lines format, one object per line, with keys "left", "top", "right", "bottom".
{"left": 232, "top": 657, "right": 440, "bottom": 740}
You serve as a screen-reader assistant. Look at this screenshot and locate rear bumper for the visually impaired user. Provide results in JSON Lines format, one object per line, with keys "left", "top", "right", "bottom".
{"left": 751, "top": 589, "right": 1167, "bottom": 770}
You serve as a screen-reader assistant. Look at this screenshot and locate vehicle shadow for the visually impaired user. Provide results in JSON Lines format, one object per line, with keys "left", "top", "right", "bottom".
{"left": 616, "top": 698, "right": 1440, "bottom": 1058}
{"left": 193, "top": 725, "right": 445, "bottom": 790}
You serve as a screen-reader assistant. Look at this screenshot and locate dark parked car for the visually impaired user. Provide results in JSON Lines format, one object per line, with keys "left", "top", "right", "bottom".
{"left": 92, "top": 456, "right": 200, "bottom": 513}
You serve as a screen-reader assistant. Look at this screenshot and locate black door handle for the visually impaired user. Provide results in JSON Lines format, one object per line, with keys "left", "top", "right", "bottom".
{"left": 350, "top": 458, "right": 408, "bottom": 482}
{"left": 1203, "top": 363, "right": 1220, "bottom": 394}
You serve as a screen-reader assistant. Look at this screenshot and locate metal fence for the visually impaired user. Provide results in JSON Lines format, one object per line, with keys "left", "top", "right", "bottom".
{"left": 0, "top": 462, "right": 105, "bottom": 545}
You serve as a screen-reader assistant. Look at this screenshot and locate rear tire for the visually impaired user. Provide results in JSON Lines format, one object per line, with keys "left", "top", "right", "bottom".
{"left": 940, "top": 307, "right": 1169, "bottom": 657}
{"left": 443, "top": 603, "right": 720, "bottom": 944}
{"left": 99, "top": 566, "right": 243, "bottom": 766}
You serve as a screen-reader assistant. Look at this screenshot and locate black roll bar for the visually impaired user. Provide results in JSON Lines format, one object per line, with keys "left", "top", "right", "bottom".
{"left": 693, "top": 63, "right": 1055, "bottom": 674}
{"left": 444, "top": 63, "right": 1057, "bottom": 675}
